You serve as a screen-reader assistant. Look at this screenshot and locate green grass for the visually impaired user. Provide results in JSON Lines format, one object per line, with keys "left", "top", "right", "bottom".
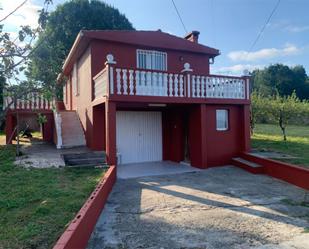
{"left": 0, "top": 145, "right": 105, "bottom": 249}
{"left": 252, "top": 124, "right": 309, "bottom": 168}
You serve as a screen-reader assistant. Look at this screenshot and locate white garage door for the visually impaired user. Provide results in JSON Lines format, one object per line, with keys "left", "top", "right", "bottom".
{"left": 116, "top": 111, "right": 162, "bottom": 164}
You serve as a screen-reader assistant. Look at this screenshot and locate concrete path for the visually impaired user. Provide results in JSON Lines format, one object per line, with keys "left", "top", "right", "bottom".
{"left": 88, "top": 166, "right": 309, "bottom": 249}
{"left": 15, "top": 142, "right": 91, "bottom": 168}
{"left": 117, "top": 161, "right": 201, "bottom": 179}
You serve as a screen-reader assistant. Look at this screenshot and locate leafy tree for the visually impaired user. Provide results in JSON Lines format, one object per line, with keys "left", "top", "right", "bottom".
{"left": 251, "top": 64, "right": 309, "bottom": 99}
{"left": 27, "top": 0, "right": 134, "bottom": 98}
{"left": 271, "top": 93, "right": 300, "bottom": 141}
{"left": 0, "top": 0, "right": 52, "bottom": 123}
{"left": 251, "top": 91, "right": 309, "bottom": 140}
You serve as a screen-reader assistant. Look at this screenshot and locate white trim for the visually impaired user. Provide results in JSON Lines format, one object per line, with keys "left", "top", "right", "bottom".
{"left": 54, "top": 111, "right": 63, "bottom": 149}
{"left": 216, "top": 109, "right": 229, "bottom": 131}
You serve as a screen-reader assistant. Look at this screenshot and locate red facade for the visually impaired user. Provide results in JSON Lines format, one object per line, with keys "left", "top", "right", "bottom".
{"left": 59, "top": 30, "right": 251, "bottom": 168}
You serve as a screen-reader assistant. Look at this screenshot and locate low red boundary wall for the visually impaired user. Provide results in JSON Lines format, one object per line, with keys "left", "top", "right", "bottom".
{"left": 53, "top": 165, "right": 116, "bottom": 249}
{"left": 241, "top": 153, "right": 309, "bottom": 190}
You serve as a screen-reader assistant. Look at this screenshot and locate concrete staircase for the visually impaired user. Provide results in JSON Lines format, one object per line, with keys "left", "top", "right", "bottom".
{"left": 57, "top": 111, "right": 86, "bottom": 148}
{"left": 231, "top": 156, "right": 265, "bottom": 174}
{"left": 62, "top": 151, "right": 106, "bottom": 168}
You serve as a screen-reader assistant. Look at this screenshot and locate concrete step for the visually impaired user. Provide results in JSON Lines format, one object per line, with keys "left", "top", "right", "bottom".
{"left": 231, "top": 157, "right": 265, "bottom": 174}
{"left": 62, "top": 151, "right": 105, "bottom": 159}
{"left": 65, "top": 158, "right": 106, "bottom": 166}
{"left": 63, "top": 152, "right": 106, "bottom": 167}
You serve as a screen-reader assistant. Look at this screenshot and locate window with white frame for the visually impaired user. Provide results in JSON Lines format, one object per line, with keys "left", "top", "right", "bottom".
{"left": 72, "top": 63, "right": 79, "bottom": 96}
{"left": 137, "top": 49, "right": 167, "bottom": 71}
{"left": 63, "top": 83, "right": 67, "bottom": 104}
{"left": 216, "top": 110, "right": 229, "bottom": 131}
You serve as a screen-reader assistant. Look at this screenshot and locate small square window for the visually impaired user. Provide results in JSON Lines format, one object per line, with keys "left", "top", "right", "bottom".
{"left": 216, "top": 110, "right": 229, "bottom": 131}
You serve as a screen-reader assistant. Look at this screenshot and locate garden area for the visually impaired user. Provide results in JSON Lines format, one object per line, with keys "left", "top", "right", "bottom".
{"left": 252, "top": 123, "right": 309, "bottom": 168}
{"left": 0, "top": 133, "right": 105, "bottom": 249}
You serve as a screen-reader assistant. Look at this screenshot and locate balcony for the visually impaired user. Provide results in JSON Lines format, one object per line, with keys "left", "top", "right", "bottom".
{"left": 93, "top": 54, "right": 250, "bottom": 104}
{"left": 3, "top": 91, "right": 55, "bottom": 111}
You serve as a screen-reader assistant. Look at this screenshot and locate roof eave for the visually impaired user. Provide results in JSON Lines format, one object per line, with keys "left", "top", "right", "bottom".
{"left": 62, "top": 31, "right": 85, "bottom": 75}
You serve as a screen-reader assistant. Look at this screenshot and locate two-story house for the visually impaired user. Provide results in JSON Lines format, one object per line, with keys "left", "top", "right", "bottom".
{"left": 57, "top": 29, "right": 250, "bottom": 168}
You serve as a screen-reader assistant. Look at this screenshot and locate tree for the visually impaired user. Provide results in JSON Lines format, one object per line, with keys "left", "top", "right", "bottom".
{"left": 251, "top": 64, "right": 309, "bottom": 99}
{"left": 27, "top": 0, "right": 134, "bottom": 98}
{"left": 0, "top": 0, "right": 52, "bottom": 154}
{"left": 251, "top": 91, "right": 309, "bottom": 140}
{"left": 271, "top": 93, "right": 299, "bottom": 141}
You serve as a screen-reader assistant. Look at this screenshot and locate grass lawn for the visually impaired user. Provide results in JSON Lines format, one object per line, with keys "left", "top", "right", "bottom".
{"left": 252, "top": 124, "right": 309, "bottom": 168}
{"left": 0, "top": 142, "right": 105, "bottom": 249}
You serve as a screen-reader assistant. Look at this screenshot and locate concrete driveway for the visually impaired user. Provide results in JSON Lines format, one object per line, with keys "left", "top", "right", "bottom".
{"left": 87, "top": 166, "right": 309, "bottom": 249}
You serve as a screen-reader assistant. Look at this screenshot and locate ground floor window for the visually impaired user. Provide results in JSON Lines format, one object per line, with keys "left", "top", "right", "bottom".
{"left": 216, "top": 109, "right": 229, "bottom": 131}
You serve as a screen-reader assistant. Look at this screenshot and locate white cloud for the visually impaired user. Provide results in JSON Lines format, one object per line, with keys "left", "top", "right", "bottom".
{"left": 0, "top": 0, "right": 41, "bottom": 29}
{"left": 285, "top": 25, "right": 309, "bottom": 33}
{"left": 228, "top": 44, "right": 300, "bottom": 62}
{"left": 269, "top": 21, "right": 309, "bottom": 33}
{"left": 211, "top": 64, "right": 265, "bottom": 76}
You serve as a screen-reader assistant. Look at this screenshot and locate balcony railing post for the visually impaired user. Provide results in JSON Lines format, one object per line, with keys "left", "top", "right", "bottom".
{"left": 105, "top": 54, "right": 117, "bottom": 96}
{"left": 242, "top": 70, "right": 251, "bottom": 100}
{"left": 181, "top": 63, "right": 193, "bottom": 98}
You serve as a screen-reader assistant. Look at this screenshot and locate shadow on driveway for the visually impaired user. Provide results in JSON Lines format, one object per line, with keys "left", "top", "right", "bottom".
{"left": 88, "top": 165, "right": 309, "bottom": 249}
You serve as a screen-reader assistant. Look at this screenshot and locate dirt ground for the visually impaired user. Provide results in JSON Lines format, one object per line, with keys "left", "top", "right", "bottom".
{"left": 88, "top": 166, "right": 309, "bottom": 249}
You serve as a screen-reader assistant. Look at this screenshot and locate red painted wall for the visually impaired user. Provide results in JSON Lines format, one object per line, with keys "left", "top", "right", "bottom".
{"left": 92, "top": 104, "right": 106, "bottom": 151}
{"left": 161, "top": 103, "right": 249, "bottom": 168}
{"left": 90, "top": 40, "right": 210, "bottom": 79}
{"left": 188, "top": 104, "right": 207, "bottom": 168}
{"left": 205, "top": 105, "right": 244, "bottom": 166}
{"left": 241, "top": 153, "right": 309, "bottom": 190}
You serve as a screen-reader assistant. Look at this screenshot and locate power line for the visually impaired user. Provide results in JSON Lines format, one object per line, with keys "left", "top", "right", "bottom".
{"left": 248, "top": 0, "right": 281, "bottom": 52}
{"left": 171, "top": 0, "right": 188, "bottom": 34}
{"left": 0, "top": 0, "right": 28, "bottom": 23}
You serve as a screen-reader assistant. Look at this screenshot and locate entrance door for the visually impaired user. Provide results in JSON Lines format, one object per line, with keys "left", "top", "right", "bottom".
{"left": 116, "top": 111, "right": 162, "bottom": 164}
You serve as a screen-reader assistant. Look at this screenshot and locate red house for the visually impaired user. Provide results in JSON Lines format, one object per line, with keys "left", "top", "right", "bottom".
{"left": 58, "top": 29, "right": 251, "bottom": 168}
{"left": 5, "top": 30, "right": 251, "bottom": 169}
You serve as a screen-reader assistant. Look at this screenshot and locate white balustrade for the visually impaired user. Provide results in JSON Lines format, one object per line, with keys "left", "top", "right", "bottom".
{"left": 168, "top": 74, "right": 173, "bottom": 96}
{"left": 93, "top": 68, "right": 108, "bottom": 99}
{"left": 174, "top": 74, "right": 179, "bottom": 97}
{"left": 128, "top": 70, "right": 134, "bottom": 95}
{"left": 163, "top": 73, "right": 168, "bottom": 96}
{"left": 112, "top": 68, "right": 246, "bottom": 100}
{"left": 3, "top": 91, "right": 54, "bottom": 110}
{"left": 116, "top": 68, "right": 121, "bottom": 94}
{"left": 122, "top": 69, "right": 128, "bottom": 95}
{"left": 179, "top": 75, "right": 184, "bottom": 97}
{"left": 192, "top": 75, "right": 196, "bottom": 97}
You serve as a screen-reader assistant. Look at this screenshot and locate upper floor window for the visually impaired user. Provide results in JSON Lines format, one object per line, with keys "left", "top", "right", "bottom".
{"left": 137, "top": 49, "right": 167, "bottom": 71}
{"left": 216, "top": 109, "right": 229, "bottom": 131}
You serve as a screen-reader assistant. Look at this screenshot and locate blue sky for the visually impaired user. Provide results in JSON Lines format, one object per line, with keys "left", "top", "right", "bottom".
{"left": 1, "top": 0, "right": 309, "bottom": 76}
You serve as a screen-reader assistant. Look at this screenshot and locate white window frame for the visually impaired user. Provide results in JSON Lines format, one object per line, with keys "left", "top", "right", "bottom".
{"left": 72, "top": 63, "right": 79, "bottom": 96}
{"left": 136, "top": 49, "right": 167, "bottom": 71}
{"left": 216, "top": 109, "right": 229, "bottom": 131}
{"left": 63, "top": 83, "right": 67, "bottom": 104}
